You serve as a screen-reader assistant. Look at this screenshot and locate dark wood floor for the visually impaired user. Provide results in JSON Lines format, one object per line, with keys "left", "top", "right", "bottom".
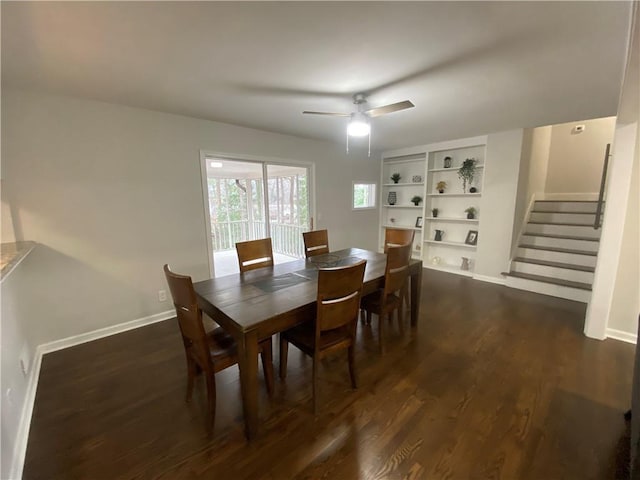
{"left": 24, "top": 270, "right": 634, "bottom": 479}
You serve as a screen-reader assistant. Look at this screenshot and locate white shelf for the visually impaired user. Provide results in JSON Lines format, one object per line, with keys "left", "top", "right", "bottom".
{"left": 425, "top": 217, "right": 479, "bottom": 223}
{"left": 383, "top": 182, "right": 425, "bottom": 187}
{"left": 383, "top": 205, "right": 423, "bottom": 209}
{"left": 424, "top": 240, "right": 477, "bottom": 249}
{"left": 427, "top": 193, "right": 481, "bottom": 197}
{"left": 382, "top": 224, "right": 422, "bottom": 230}
{"left": 424, "top": 264, "right": 474, "bottom": 277}
{"left": 428, "top": 165, "right": 485, "bottom": 172}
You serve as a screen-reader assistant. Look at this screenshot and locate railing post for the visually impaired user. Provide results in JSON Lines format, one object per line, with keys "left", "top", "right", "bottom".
{"left": 594, "top": 143, "right": 611, "bottom": 230}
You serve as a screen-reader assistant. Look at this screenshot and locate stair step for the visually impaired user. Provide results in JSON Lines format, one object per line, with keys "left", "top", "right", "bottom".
{"left": 531, "top": 210, "right": 598, "bottom": 213}
{"left": 528, "top": 221, "right": 595, "bottom": 227}
{"left": 504, "top": 271, "right": 592, "bottom": 291}
{"left": 523, "top": 232, "right": 600, "bottom": 242}
{"left": 519, "top": 244, "right": 597, "bottom": 256}
{"left": 513, "top": 257, "right": 595, "bottom": 272}
{"left": 526, "top": 223, "right": 601, "bottom": 238}
{"left": 533, "top": 201, "right": 601, "bottom": 214}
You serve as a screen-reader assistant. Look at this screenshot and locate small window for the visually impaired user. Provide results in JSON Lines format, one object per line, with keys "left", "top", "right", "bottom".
{"left": 353, "top": 182, "right": 376, "bottom": 209}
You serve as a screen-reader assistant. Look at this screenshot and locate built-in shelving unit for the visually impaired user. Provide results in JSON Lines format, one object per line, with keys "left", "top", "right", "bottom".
{"left": 379, "top": 153, "right": 427, "bottom": 259}
{"left": 380, "top": 137, "right": 487, "bottom": 277}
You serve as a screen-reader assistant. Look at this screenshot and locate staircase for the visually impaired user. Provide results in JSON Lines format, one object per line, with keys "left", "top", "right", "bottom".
{"left": 504, "top": 200, "right": 602, "bottom": 303}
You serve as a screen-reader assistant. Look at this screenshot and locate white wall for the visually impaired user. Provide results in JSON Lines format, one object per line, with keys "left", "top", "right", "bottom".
{"left": 511, "top": 126, "right": 552, "bottom": 251}
{"left": 608, "top": 10, "right": 640, "bottom": 336}
{"left": 585, "top": 10, "right": 639, "bottom": 340}
{"left": 545, "top": 117, "right": 616, "bottom": 195}
{"left": 475, "top": 129, "right": 524, "bottom": 281}
{"left": 1, "top": 251, "right": 36, "bottom": 480}
{"left": 0, "top": 89, "right": 380, "bottom": 477}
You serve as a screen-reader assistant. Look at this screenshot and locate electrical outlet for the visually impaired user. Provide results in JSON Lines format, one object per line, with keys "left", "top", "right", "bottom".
{"left": 158, "top": 289, "right": 167, "bottom": 302}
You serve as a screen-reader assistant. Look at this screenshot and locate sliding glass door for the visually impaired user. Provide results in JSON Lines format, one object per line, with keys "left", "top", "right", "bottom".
{"left": 202, "top": 156, "right": 311, "bottom": 277}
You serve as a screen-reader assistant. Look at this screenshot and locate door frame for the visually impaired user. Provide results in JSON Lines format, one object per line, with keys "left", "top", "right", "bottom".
{"left": 199, "top": 150, "right": 316, "bottom": 278}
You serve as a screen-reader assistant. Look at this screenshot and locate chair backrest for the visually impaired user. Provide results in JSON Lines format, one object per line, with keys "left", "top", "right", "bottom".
{"left": 383, "top": 228, "right": 415, "bottom": 253}
{"left": 383, "top": 244, "right": 412, "bottom": 296}
{"left": 303, "top": 229, "right": 330, "bottom": 258}
{"left": 236, "top": 238, "right": 274, "bottom": 273}
{"left": 315, "top": 259, "right": 367, "bottom": 342}
{"left": 163, "top": 265, "right": 212, "bottom": 370}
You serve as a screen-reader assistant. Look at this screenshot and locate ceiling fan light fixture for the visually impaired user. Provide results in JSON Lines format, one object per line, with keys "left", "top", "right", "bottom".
{"left": 347, "top": 113, "right": 370, "bottom": 137}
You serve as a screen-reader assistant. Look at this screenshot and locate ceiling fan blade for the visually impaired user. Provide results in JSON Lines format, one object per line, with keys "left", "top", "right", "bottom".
{"left": 303, "top": 111, "right": 350, "bottom": 117}
{"left": 365, "top": 100, "right": 415, "bottom": 118}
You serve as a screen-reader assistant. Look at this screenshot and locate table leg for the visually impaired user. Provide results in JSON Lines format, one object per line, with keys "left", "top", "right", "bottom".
{"left": 410, "top": 266, "right": 422, "bottom": 327}
{"left": 238, "top": 330, "right": 259, "bottom": 440}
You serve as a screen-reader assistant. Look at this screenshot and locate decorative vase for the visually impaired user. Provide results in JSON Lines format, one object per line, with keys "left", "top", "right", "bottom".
{"left": 438, "top": 189, "right": 444, "bottom": 194}
{"left": 467, "top": 212, "right": 475, "bottom": 219}
{"left": 432, "top": 210, "right": 438, "bottom": 218}
{"left": 431, "top": 256, "right": 441, "bottom": 265}
{"left": 412, "top": 175, "right": 423, "bottom": 183}
{"left": 470, "top": 187, "right": 477, "bottom": 193}
{"left": 434, "top": 230, "right": 444, "bottom": 241}
{"left": 461, "top": 257, "right": 470, "bottom": 271}
{"left": 444, "top": 156, "right": 452, "bottom": 168}
{"left": 387, "top": 192, "right": 397, "bottom": 205}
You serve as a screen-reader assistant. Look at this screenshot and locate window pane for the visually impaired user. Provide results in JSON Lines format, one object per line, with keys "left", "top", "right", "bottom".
{"left": 353, "top": 183, "right": 376, "bottom": 209}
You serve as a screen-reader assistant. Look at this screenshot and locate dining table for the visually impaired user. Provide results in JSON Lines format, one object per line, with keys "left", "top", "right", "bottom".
{"left": 193, "top": 247, "right": 423, "bottom": 440}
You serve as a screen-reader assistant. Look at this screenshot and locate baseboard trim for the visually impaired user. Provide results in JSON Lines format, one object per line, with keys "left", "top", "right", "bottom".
{"left": 9, "top": 309, "right": 175, "bottom": 479}
{"left": 472, "top": 274, "right": 506, "bottom": 286}
{"left": 606, "top": 328, "right": 637, "bottom": 344}
{"left": 39, "top": 310, "right": 175, "bottom": 355}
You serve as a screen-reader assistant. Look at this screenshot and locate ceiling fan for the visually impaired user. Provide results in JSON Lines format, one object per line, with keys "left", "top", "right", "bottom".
{"left": 303, "top": 93, "right": 414, "bottom": 155}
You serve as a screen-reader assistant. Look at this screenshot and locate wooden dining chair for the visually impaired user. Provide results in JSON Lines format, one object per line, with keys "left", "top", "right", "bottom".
{"left": 279, "top": 259, "right": 367, "bottom": 414}
{"left": 163, "top": 264, "right": 274, "bottom": 431}
{"left": 383, "top": 227, "right": 415, "bottom": 253}
{"left": 236, "top": 238, "right": 274, "bottom": 273}
{"left": 383, "top": 227, "right": 415, "bottom": 309}
{"left": 360, "top": 243, "right": 412, "bottom": 354}
{"left": 303, "top": 229, "right": 330, "bottom": 258}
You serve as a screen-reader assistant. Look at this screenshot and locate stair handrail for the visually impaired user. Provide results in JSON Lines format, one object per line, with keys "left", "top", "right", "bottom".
{"left": 594, "top": 143, "right": 611, "bottom": 230}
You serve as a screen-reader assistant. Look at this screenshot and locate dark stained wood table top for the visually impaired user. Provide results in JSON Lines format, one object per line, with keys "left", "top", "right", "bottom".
{"left": 194, "top": 248, "right": 405, "bottom": 335}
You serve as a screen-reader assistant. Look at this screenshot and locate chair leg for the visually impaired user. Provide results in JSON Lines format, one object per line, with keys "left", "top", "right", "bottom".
{"left": 366, "top": 310, "right": 372, "bottom": 326}
{"left": 185, "top": 356, "right": 197, "bottom": 402}
{"left": 313, "top": 356, "right": 319, "bottom": 415}
{"left": 205, "top": 373, "right": 216, "bottom": 432}
{"left": 379, "top": 313, "right": 386, "bottom": 355}
{"left": 348, "top": 345, "right": 357, "bottom": 389}
{"left": 279, "top": 334, "right": 289, "bottom": 379}
{"left": 260, "top": 337, "right": 275, "bottom": 396}
{"left": 398, "top": 302, "right": 405, "bottom": 335}
{"left": 360, "top": 308, "right": 366, "bottom": 324}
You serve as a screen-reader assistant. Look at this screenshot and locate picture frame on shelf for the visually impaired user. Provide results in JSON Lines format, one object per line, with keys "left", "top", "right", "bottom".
{"left": 465, "top": 230, "right": 478, "bottom": 245}
{"left": 415, "top": 216, "right": 423, "bottom": 228}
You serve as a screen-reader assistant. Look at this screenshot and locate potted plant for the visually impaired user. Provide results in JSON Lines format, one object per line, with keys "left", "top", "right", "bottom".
{"left": 431, "top": 208, "right": 439, "bottom": 218}
{"left": 458, "top": 158, "right": 477, "bottom": 193}
{"left": 436, "top": 181, "right": 447, "bottom": 193}
{"left": 465, "top": 207, "right": 477, "bottom": 219}
{"left": 411, "top": 195, "right": 422, "bottom": 206}
{"left": 391, "top": 173, "right": 401, "bottom": 184}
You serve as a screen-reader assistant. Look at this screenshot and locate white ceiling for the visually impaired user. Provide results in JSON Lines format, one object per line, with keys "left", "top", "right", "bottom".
{"left": 1, "top": 2, "right": 633, "bottom": 151}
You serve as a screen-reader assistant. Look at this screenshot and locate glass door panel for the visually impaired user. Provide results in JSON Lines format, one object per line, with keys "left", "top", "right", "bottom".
{"left": 204, "top": 158, "right": 311, "bottom": 277}
{"left": 266, "top": 164, "right": 310, "bottom": 260}
{"left": 205, "top": 159, "right": 264, "bottom": 277}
